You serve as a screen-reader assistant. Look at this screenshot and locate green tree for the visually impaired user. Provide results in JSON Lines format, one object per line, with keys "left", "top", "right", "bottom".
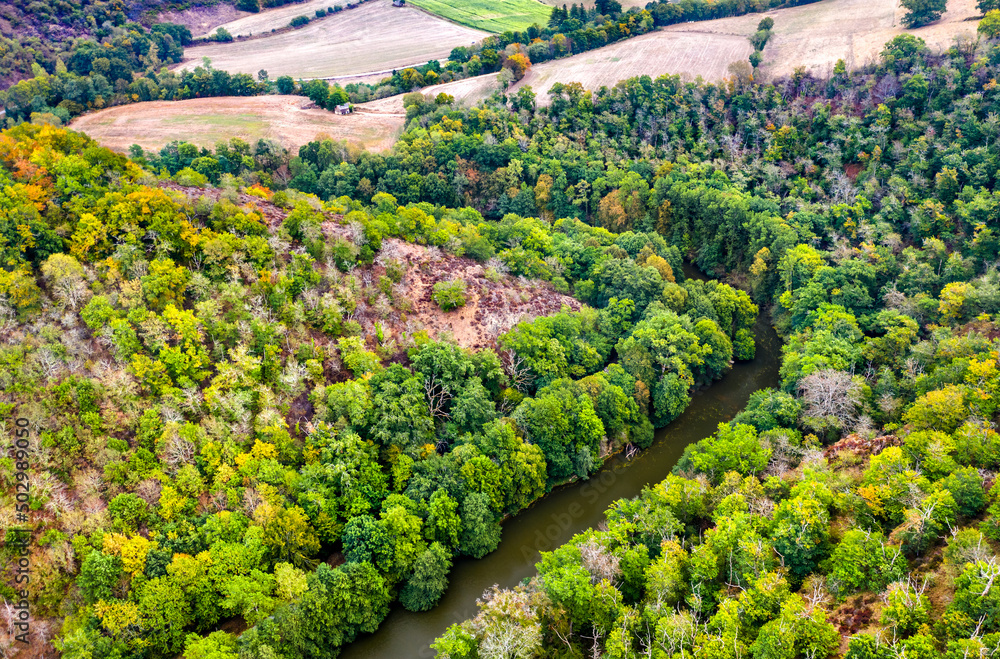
{"left": 379, "top": 504, "right": 426, "bottom": 580}
{"left": 675, "top": 423, "right": 770, "bottom": 484}
{"left": 400, "top": 542, "right": 452, "bottom": 612}
{"left": 40, "top": 252, "right": 88, "bottom": 310}
{"left": 137, "top": 577, "right": 193, "bottom": 656}
{"left": 891, "top": 489, "right": 957, "bottom": 556}
{"left": 141, "top": 258, "right": 190, "bottom": 310}
{"left": 901, "top": 0, "right": 947, "bottom": 27}
{"left": 903, "top": 386, "right": 969, "bottom": 433}
{"left": 183, "top": 631, "right": 239, "bottom": 659}
{"left": 432, "top": 279, "right": 467, "bottom": 311}
{"left": 368, "top": 364, "right": 435, "bottom": 450}
{"left": 980, "top": 9, "right": 1000, "bottom": 37}
{"left": 78, "top": 551, "right": 124, "bottom": 604}
{"left": 255, "top": 504, "right": 321, "bottom": 568}
{"left": 771, "top": 495, "right": 830, "bottom": 582}
{"left": 514, "top": 380, "right": 605, "bottom": 483}
{"left": 750, "top": 594, "right": 839, "bottom": 659}
{"left": 426, "top": 488, "right": 462, "bottom": 549}
{"left": 459, "top": 493, "right": 501, "bottom": 559}
{"left": 881, "top": 580, "right": 931, "bottom": 636}
{"left": 950, "top": 560, "right": 1000, "bottom": 632}
{"left": 108, "top": 493, "right": 148, "bottom": 532}
{"left": 828, "top": 530, "right": 905, "bottom": 596}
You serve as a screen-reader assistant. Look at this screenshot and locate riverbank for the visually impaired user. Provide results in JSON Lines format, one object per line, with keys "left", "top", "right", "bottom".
{"left": 339, "top": 312, "right": 781, "bottom": 659}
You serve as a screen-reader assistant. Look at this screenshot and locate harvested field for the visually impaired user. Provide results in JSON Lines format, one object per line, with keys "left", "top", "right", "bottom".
{"left": 513, "top": 29, "right": 753, "bottom": 99}
{"left": 69, "top": 96, "right": 405, "bottom": 153}
{"left": 360, "top": 73, "right": 499, "bottom": 114}
{"left": 176, "top": 2, "right": 487, "bottom": 79}
{"left": 191, "top": 0, "right": 359, "bottom": 37}
{"left": 408, "top": 0, "right": 553, "bottom": 32}
{"left": 676, "top": 0, "right": 980, "bottom": 78}
{"left": 367, "top": 0, "right": 980, "bottom": 112}
{"left": 362, "top": 28, "right": 752, "bottom": 112}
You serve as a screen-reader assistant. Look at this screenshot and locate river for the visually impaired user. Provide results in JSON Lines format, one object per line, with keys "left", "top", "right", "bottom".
{"left": 339, "top": 311, "right": 782, "bottom": 659}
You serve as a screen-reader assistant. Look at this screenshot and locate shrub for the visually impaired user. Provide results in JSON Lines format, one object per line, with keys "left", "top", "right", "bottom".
{"left": 432, "top": 279, "right": 467, "bottom": 311}
{"left": 108, "top": 493, "right": 149, "bottom": 532}
{"left": 173, "top": 167, "right": 209, "bottom": 187}
{"left": 385, "top": 259, "right": 406, "bottom": 283}
{"left": 290, "top": 15, "right": 310, "bottom": 27}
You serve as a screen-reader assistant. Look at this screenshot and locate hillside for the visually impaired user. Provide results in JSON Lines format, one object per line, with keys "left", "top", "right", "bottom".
{"left": 361, "top": 27, "right": 756, "bottom": 112}
{"left": 157, "top": 3, "right": 249, "bottom": 35}
{"left": 184, "top": 0, "right": 333, "bottom": 38}
{"left": 0, "top": 120, "right": 756, "bottom": 659}
{"left": 692, "top": 0, "right": 980, "bottom": 77}
{"left": 362, "top": 0, "right": 980, "bottom": 113}
{"left": 158, "top": 181, "right": 581, "bottom": 350}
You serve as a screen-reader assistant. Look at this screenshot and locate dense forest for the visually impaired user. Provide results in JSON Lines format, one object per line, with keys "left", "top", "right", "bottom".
{"left": 412, "top": 29, "right": 1000, "bottom": 659}
{"left": 2, "top": 3, "right": 1000, "bottom": 659}
{"left": 0, "top": 0, "right": 312, "bottom": 88}
{"left": 0, "top": 116, "right": 754, "bottom": 657}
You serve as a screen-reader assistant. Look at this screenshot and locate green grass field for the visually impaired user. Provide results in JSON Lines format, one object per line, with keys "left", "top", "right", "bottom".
{"left": 407, "top": 0, "right": 552, "bottom": 33}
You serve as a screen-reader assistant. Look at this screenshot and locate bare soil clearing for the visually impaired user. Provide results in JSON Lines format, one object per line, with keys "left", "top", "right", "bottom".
{"left": 176, "top": 2, "right": 487, "bottom": 79}
{"left": 161, "top": 183, "right": 579, "bottom": 350}
{"left": 69, "top": 96, "right": 405, "bottom": 153}
{"left": 373, "top": 240, "right": 580, "bottom": 349}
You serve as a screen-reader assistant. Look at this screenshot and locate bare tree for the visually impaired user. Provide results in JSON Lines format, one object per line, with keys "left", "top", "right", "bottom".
{"left": 501, "top": 349, "right": 534, "bottom": 393}
{"left": 135, "top": 479, "right": 163, "bottom": 506}
{"left": 243, "top": 488, "right": 264, "bottom": 516}
{"left": 470, "top": 587, "right": 543, "bottom": 659}
{"left": 161, "top": 432, "right": 195, "bottom": 473}
{"left": 579, "top": 539, "right": 621, "bottom": 585}
{"left": 799, "top": 369, "right": 862, "bottom": 430}
{"left": 882, "top": 283, "right": 906, "bottom": 310}
{"left": 424, "top": 375, "right": 452, "bottom": 422}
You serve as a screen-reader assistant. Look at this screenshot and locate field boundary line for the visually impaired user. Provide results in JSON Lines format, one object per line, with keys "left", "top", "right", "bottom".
{"left": 299, "top": 62, "right": 434, "bottom": 82}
